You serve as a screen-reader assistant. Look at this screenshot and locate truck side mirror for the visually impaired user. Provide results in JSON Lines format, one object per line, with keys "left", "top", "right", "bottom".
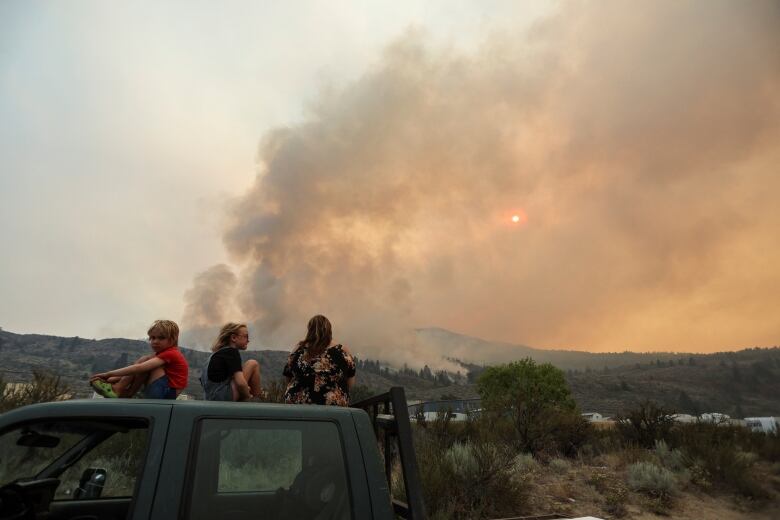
{"left": 73, "top": 468, "right": 106, "bottom": 500}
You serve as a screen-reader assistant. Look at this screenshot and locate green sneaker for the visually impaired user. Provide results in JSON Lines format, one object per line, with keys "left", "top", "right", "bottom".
{"left": 90, "top": 380, "right": 118, "bottom": 398}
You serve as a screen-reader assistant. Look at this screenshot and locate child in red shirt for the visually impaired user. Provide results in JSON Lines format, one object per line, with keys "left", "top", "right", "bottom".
{"left": 90, "top": 320, "right": 189, "bottom": 399}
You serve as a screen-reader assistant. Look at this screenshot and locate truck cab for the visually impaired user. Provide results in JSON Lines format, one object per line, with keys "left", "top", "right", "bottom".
{"left": 0, "top": 398, "right": 404, "bottom": 520}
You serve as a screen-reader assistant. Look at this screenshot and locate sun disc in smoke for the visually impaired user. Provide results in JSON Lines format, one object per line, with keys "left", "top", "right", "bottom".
{"left": 510, "top": 210, "right": 528, "bottom": 226}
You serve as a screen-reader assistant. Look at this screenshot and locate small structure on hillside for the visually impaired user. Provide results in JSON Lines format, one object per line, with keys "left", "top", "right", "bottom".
{"left": 744, "top": 417, "right": 779, "bottom": 434}
{"left": 671, "top": 413, "right": 697, "bottom": 423}
{"left": 581, "top": 412, "right": 607, "bottom": 422}
{"left": 408, "top": 399, "right": 481, "bottom": 422}
{"left": 699, "top": 412, "right": 731, "bottom": 424}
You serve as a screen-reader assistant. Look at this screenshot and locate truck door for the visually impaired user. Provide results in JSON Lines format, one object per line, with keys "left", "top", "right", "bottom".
{"left": 0, "top": 403, "right": 171, "bottom": 520}
{"left": 152, "top": 409, "right": 359, "bottom": 520}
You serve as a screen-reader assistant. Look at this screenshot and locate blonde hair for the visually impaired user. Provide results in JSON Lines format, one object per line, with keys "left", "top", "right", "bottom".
{"left": 212, "top": 322, "right": 248, "bottom": 352}
{"left": 147, "top": 320, "right": 180, "bottom": 346}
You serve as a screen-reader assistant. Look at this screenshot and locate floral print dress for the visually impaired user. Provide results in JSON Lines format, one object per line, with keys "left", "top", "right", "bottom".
{"left": 283, "top": 344, "right": 356, "bottom": 406}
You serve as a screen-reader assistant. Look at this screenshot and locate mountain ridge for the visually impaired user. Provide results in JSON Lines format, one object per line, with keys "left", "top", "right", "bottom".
{"left": 1, "top": 327, "right": 778, "bottom": 416}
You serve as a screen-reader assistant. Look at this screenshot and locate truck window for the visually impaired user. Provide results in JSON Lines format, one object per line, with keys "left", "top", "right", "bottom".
{"left": 54, "top": 425, "right": 148, "bottom": 499}
{"left": 187, "top": 419, "right": 352, "bottom": 520}
{"left": 0, "top": 418, "right": 149, "bottom": 503}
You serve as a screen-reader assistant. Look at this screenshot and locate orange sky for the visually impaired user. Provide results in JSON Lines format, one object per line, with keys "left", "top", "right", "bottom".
{"left": 181, "top": 1, "right": 780, "bottom": 361}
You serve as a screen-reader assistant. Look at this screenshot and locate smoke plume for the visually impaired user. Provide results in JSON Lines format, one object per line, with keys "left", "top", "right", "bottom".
{"left": 183, "top": 0, "right": 780, "bottom": 362}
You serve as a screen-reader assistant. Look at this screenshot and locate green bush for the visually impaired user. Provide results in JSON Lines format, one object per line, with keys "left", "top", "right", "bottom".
{"left": 410, "top": 417, "right": 530, "bottom": 519}
{"left": 477, "top": 359, "right": 577, "bottom": 454}
{"left": 626, "top": 461, "right": 678, "bottom": 498}
{"left": 653, "top": 440, "right": 686, "bottom": 473}
{"left": 548, "top": 458, "right": 570, "bottom": 474}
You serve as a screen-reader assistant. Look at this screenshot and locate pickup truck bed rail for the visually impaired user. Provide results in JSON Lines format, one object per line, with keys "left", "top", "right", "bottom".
{"left": 352, "top": 387, "right": 427, "bottom": 520}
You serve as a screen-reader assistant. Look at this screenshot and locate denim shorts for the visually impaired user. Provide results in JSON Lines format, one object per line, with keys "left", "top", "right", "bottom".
{"left": 144, "top": 375, "right": 177, "bottom": 399}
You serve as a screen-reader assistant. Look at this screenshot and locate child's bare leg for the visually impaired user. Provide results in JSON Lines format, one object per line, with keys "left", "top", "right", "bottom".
{"left": 231, "top": 379, "right": 239, "bottom": 401}
{"left": 244, "top": 360, "right": 261, "bottom": 397}
{"left": 147, "top": 366, "right": 166, "bottom": 384}
{"left": 111, "top": 354, "right": 156, "bottom": 397}
{"left": 113, "top": 374, "right": 138, "bottom": 397}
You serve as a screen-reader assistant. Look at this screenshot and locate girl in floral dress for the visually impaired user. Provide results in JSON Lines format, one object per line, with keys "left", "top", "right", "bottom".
{"left": 283, "top": 315, "right": 356, "bottom": 406}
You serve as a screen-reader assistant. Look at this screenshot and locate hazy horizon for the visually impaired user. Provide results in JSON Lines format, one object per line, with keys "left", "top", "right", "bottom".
{"left": 2, "top": 1, "right": 778, "bottom": 362}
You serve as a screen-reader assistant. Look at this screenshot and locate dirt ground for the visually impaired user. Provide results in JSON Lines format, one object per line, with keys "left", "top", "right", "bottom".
{"left": 523, "top": 461, "right": 780, "bottom": 520}
{"left": 628, "top": 492, "right": 780, "bottom": 520}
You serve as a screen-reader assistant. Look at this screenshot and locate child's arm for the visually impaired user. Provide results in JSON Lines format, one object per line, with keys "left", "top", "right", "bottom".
{"left": 91, "top": 357, "right": 165, "bottom": 380}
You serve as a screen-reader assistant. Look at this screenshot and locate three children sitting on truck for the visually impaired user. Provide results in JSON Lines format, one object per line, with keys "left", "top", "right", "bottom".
{"left": 90, "top": 319, "right": 189, "bottom": 399}
{"left": 89, "top": 315, "right": 356, "bottom": 406}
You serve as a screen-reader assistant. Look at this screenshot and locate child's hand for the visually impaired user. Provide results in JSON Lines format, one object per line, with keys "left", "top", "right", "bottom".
{"left": 90, "top": 373, "right": 108, "bottom": 382}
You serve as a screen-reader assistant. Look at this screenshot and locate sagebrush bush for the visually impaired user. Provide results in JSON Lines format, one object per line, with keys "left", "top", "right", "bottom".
{"left": 444, "top": 442, "right": 478, "bottom": 478}
{"left": 653, "top": 440, "right": 686, "bottom": 473}
{"left": 511, "top": 453, "right": 538, "bottom": 474}
{"left": 626, "top": 461, "right": 678, "bottom": 498}
{"left": 548, "top": 458, "right": 570, "bottom": 474}
{"left": 410, "top": 417, "right": 530, "bottom": 518}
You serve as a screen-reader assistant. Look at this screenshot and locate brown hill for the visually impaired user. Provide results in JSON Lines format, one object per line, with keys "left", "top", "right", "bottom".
{"left": 1, "top": 328, "right": 778, "bottom": 416}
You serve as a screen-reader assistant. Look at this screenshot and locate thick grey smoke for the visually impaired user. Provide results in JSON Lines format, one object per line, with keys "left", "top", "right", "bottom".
{"left": 183, "top": 0, "right": 780, "bottom": 361}
{"left": 180, "top": 264, "right": 238, "bottom": 349}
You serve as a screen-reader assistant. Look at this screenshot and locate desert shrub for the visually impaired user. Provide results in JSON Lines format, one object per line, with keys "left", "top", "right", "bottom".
{"left": 411, "top": 417, "right": 530, "bottom": 519}
{"left": 588, "top": 469, "right": 628, "bottom": 517}
{"left": 542, "top": 408, "right": 593, "bottom": 457}
{"left": 258, "top": 378, "right": 287, "bottom": 403}
{"left": 671, "top": 422, "right": 769, "bottom": 498}
{"left": 603, "top": 485, "right": 629, "bottom": 518}
{"left": 653, "top": 440, "right": 686, "bottom": 473}
{"left": 0, "top": 370, "right": 70, "bottom": 413}
{"left": 511, "top": 453, "right": 538, "bottom": 474}
{"left": 579, "top": 426, "right": 623, "bottom": 461}
{"left": 616, "top": 401, "right": 675, "bottom": 449}
{"left": 548, "top": 457, "right": 570, "bottom": 474}
{"left": 615, "top": 446, "right": 654, "bottom": 468}
{"left": 626, "top": 461, "right": 678, "bottom": 499}
{"left": 444, "top": 442, "right": 478, "bottom": 478}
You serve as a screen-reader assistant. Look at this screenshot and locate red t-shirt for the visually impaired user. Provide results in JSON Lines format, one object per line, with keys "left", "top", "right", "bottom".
{"left": 156, "top": 347, "right": 189, "bottom": 389}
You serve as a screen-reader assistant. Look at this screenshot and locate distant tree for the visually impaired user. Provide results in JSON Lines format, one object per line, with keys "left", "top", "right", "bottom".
{"left": 678, "top": 358, "right": 684, "bottom": 366}
{"left": 477, "top": 358, "right": 577, "bottom": 453}
{"left": 688, "top": 357, "right": 696, "bottom": 366}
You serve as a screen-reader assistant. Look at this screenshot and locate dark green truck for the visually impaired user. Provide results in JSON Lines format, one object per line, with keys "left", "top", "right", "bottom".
{"left": 0, "top": 388, "right": 426, "bottom": 520}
